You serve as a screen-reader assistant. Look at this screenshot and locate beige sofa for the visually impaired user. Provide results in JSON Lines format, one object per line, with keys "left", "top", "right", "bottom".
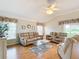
{"left": 19, "top": 32, "right": 43, "bottom": 46}
{"left": 57, "top": 35, "right": 79, "bottom": 59}
{"left": 57, "top": 38, "right": 74, "bottom": 59}
{"left": 46, "top": 32, "right": 67, "bottom": 43}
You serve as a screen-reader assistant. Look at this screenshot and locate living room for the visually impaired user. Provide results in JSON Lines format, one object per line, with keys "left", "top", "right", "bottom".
{"left": 0, "top": 0, "right": 79, "bottom": 59}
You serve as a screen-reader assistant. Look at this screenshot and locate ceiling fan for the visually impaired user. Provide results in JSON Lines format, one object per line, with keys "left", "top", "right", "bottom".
{"left": 45, "top": 0, "right": 59, "bottom": 15}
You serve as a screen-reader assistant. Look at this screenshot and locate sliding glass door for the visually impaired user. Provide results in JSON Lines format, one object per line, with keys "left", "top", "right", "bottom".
{"left": 64, "top": 23, "right": 79, "bottom": 37}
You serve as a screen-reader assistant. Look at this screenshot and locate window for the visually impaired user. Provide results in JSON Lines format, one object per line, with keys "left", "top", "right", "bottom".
{"left": 64, "top": 23, "right": 79, "bottom": 37}
{"left": 4, "top": 22, "right": 16, "bottom": 40}
{"left": 37, "top": 25, "right": 43, "bottom": 35}
{"left": 7, "top": 23, "right": 16, "bottom": 40}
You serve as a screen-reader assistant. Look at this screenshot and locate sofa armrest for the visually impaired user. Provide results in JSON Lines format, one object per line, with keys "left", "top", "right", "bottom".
{"left": 57, "top": 43, "right": 65, "bottom": 58}
{"left": 19, "top": 37, "right": 28, "bottom": 46}
{"left": 58, "top": 43, "right": 64, "bottom": 46}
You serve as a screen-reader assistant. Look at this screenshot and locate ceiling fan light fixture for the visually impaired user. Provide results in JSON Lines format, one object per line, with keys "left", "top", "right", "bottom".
{"left": 46, "top": 9, "right": 54, "bottom": 15}
{"left": 42, "top": 0, "right": 59, "bottom": 15}
{"left": 45, "top": 3, "right": 59, "bottom": 15}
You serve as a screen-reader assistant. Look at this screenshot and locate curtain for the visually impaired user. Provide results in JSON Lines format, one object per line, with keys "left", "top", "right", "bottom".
{"left": 0, "top": 16, "right": 17, "bottom": 39}
{"left": 59, "top": 18, "right": 79, "bottom": 25}
{"left": 0, "top": 16, "right": 18, "bottom": 23}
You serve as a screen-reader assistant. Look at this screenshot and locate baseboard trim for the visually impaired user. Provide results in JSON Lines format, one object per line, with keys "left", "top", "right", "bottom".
{"left": 7, "top": 44, "right": 19, "bottom": 47}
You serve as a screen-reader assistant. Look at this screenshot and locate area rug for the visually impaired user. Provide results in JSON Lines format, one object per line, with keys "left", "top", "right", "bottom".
{"left": 30, "top": 43, "right": 53, "bottom": 56}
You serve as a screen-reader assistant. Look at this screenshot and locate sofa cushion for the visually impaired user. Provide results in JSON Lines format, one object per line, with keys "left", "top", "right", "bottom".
{"left": 34, "top": 32, "right": 38, "bottom": 37}
{"left": 27, "top": 38, "right": 37, "bottom": 42}
{"left": 37, "top": 37, "right": 41, "bottom": 39}
{"left": 29, "top": 35, "right": 34, "bottom": 39}
{"left": 19, "top": 32, "right": 41, "bottom": 46}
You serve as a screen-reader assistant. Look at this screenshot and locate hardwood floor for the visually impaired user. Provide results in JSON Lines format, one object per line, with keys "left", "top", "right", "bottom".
{"left": 71, "top": 43, "right": 79, "bottom": 59}
{"left": 7, "top": 43, "right": 79, "bottom": 59}
{"left": 7, "top": 44, "right": 60, "bottom": 59}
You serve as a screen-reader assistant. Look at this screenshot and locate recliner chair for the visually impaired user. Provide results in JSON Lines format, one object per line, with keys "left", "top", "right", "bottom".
{"left": 57, "top": 38, "right": 74, "bottom": 59}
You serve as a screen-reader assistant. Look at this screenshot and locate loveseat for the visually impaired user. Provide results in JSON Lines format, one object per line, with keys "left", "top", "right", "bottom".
{"left": 46, "top": 32, "right": 67, "bottom": 43}
{"left": 19, "top": 32, "right": 43, "bottom": 46}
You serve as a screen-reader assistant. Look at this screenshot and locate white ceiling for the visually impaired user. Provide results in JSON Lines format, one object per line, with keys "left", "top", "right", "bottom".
{"left": 0, "top": 0, "right": 79, "bottom": 23}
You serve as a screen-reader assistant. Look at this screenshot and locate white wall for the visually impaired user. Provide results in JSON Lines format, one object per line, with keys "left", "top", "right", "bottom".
{"left": 7, "top": 19, "right": 37, "bottom": 45}
{"left": 45, "top": 10, "right": 79, "bottom": 35}
{"left": 45, "top": 20, "right": 62, "bottom": 35}
{"left": 17, "top": 20, "right": 37, "bottom": 33}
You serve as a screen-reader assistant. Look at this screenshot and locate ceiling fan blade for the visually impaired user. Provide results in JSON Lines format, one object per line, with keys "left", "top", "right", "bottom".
{"left": 53, "top": 8, "right": 59, "bottom": 11}
{"left": 42, "top": 0, "right": 59, "bottom": 15}
{"left": 50, "top": 3, "right": 56, "bottom": 8}
{"left": 47, "top": 3, "right": 56, "bottom": 10}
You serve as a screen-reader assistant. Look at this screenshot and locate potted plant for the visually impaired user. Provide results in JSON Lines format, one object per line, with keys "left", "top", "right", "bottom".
{"left": 0, "top": 23, "right": 8, "bottom": 38}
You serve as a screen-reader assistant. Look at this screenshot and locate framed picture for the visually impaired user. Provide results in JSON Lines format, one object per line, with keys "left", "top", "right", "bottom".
{"left": 27, "top": 24, "right": 31, "bottom": 29}
{"left": 21, "top": 25, "right": 26, "bottom": 30}
{"left": 32, "top": 26, "right": 35, "bottom": 30}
